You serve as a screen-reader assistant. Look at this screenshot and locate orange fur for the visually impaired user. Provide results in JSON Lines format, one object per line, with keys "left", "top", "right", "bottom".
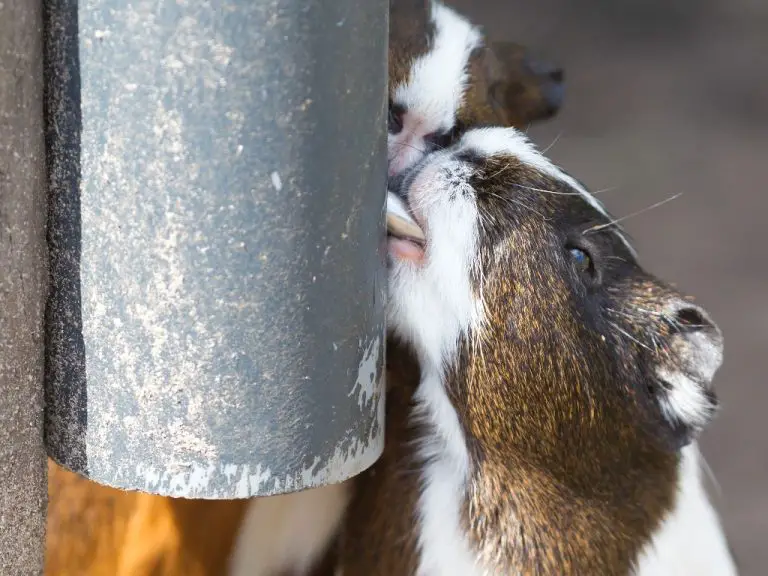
{"left": 46, "top": 459, "right": 248, "bottom": 575}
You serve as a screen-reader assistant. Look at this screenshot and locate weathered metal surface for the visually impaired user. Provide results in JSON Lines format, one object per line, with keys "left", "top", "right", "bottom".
{"left": 44, "top": 0, "right": 388, "bottom": 498}
{"left": 0, "top": 0, "right": 48, "bottom": 571}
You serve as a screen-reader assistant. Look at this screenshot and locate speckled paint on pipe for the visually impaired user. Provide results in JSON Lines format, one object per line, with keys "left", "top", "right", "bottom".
{"left": 44, "top": 0, "right": 388, "bottom": 498}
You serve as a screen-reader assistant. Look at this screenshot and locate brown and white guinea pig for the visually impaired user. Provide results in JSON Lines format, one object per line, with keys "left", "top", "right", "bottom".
{"left": 336, "top": 127, "right": 738, "bottom": 575}
{"left": 387, "top": 0, "right": 563, "bottom": 176}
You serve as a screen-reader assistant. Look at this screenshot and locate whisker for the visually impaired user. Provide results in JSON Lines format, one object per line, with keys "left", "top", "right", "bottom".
{"left": 391, "top": 140, "right": 428, "bottom": 155}
{"left": 605, "top": 307, "right": 638, "bottom": 323}
{"left": 511, "top": 183, "right": 582, "bottom": 196}
{"left": 632, "top": 306, "right": 665, "bottom": 317}
{"left": 486, "top": 191, "right": 548, "bottom": 219}
{"left": 585, "top": 192, "right": 684, "bottom": 234}
{"left": 606, "top": 306, "right": 680, "bottom": 354}
{"left": 399, "top": 126, "right": 426, "bottom": 143}
{"left": 605, "top": 309, "right": 655, "bottom": 346}
{"left": 591, "top": 186, "right": 620, "bottom": 196}
{"left": 541, "top": 131, "right": 564, "bottom": 155}
{"left": 700, "top": 453, "right": 723, "bottom": 497}
{"left": 649, "top": 332, "right": 663, "bottom": 353}
{"left": 392, "top": 125, "right": 453, "bottom": 153}
{"left": 609, "top": 306, "right": 682, "bottom": 342}
{"left": 485, "top": 161, "right": 517, "bottom": 182}
{"left": 609, "top": 321, "right": 653, "bottom": 352}
{"left": 634, "top": 306, "right": 683, "bottom": 330}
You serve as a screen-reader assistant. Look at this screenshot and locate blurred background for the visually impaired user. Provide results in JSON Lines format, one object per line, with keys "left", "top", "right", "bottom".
{"left": 451, "top": 0, "right": 767, "bottom": 571}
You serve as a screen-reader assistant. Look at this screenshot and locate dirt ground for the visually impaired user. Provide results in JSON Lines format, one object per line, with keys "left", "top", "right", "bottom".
{"left": 452, "top": 0, "right": 767, "bottom": 572}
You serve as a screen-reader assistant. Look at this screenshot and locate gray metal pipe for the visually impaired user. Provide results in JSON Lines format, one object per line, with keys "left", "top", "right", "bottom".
{"left": 44, "top": 0, "right": 388, "bottom": 498}
{"left": 0, "top": 0, "right": 48, "bottom": 572}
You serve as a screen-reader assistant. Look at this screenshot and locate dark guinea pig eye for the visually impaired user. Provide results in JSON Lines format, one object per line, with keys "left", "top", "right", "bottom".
{"left": 567, "top": 245, "right": 595, "bottom": 277}
{"left": 388, "top": 99, "right": 405, "bottom": 135}
{"left": 424, "top": 121, "right": 464, "bottom": 151}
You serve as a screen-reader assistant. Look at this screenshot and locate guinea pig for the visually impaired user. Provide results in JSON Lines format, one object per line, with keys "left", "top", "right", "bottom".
{"left": 387, "top": 0, "right": 564, "bottom": 176}
{"left": 336, "top": 126, "right": 738, "bottom": 575}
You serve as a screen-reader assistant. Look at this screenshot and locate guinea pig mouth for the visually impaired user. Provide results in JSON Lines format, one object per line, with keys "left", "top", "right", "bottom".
{"left": 386, "top": 192, "right": 426, "bottom": 263}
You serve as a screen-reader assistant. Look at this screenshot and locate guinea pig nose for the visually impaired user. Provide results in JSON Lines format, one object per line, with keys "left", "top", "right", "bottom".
{"left": 541, "top": 80, "right": 565, "bottom": 115}
{"left": 523, "top": 56, "right": 563, "bottom": 84}
{"left": 547, "top": 67, "right": 564, "bottom": 84}
{"left": 676, "top": 307, "right": 707, "bottom": 328}
{"left": 523, "top": 56, "right": 565, "bottom": 115}
{"left": 667, "top": 301, "right": 720, "bottom": 336}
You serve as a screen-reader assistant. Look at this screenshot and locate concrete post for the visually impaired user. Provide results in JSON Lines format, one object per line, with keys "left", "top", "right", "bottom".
{"left": 0, "top": 0, "right": 48, "bottom": 572}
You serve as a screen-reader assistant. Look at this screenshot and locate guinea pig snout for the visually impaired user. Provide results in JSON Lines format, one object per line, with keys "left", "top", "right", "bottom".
{"left": 540, "top": 79, "right": 565, "bottom": 117}
{"left": 523, "top": 56, "right": 565, "bottom": 116}
{"left": 650, "top": 299, "right": 723, "bottom": 439}
{"left": 665, "top": 301, "right": 724, "bottom": 387}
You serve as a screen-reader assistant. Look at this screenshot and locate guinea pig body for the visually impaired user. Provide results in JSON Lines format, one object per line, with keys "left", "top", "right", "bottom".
{"left": 343, "top": 126, "right": 739, "bottom": 575}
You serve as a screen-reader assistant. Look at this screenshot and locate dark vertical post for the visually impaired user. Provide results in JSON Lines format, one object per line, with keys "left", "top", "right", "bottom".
{"left": 44, "top": 0, "right": 389, "bottom": 497}
{"left": 0, "top": 0, "right": 48, "bottom": 572}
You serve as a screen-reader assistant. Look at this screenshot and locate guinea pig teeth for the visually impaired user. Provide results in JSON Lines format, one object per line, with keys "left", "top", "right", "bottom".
{"left": 386, "top": 213, "right": 426, "bottom": 244}
{"left": 386, "top": 192, "right": 425, "bottom": 244}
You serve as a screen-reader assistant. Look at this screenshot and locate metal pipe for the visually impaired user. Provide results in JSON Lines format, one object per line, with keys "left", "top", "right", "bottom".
{"left": 44, "top": 0, "right": 388, "bottom": 498}
{"left": 0, "top": 0, "right": 48, "bottom": 571}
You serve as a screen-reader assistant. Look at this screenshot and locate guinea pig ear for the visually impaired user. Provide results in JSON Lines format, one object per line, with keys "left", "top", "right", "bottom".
{"left": 483, "top": 40, "right": 565, "bottom": 128}
{"left": 643, "top": 298, "right": 724, "bottom": 451}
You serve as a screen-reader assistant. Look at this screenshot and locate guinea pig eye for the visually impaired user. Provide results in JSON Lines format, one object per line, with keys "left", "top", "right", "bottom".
{"left": 567, "top": 245, "right": 595, "bottom": 277}
{"left": 388, "top": 99, "right": 405, "bottom": 135}
{"left": 424, "top": 122, "right": 464, "bottom": 151}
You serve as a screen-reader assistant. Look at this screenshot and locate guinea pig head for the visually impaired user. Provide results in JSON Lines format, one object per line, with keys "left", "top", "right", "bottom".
{"left": 388, "top": 0, "right": 564, "bottom": 176}
{"left": 385, "top": 127, "right": 724, "bottom": 572}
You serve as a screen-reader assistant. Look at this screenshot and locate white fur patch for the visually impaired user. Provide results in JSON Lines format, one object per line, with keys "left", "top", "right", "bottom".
{"left": 656, "top": 367, "right": 715, "bottom": 431}
{"left": 388, "top": 155, "right": 482, "bottom": 366}
{"left": 635, "top": 444, "right": 737, "bottom": 575}
{"left": 228, "top": 481, "right": 350, "bottom": 576}
{"left": 412, "top": 372, "right": 479, "bottom": 576}
{"left": 387, "top": 145, "right": 484, "bottom": 576}
{"left": 388, "top": 1, "right": 482, "bottom": 176}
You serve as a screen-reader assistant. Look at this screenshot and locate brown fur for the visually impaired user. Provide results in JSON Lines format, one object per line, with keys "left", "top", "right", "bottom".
{"left": 462, "top": 41, "right": 563, "bottom": 130}
{"left": 453, "top": 194, "right": 678, "bottom": 573}
{"left": 389, "top": 0, "right": 434, "bottom": 94}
